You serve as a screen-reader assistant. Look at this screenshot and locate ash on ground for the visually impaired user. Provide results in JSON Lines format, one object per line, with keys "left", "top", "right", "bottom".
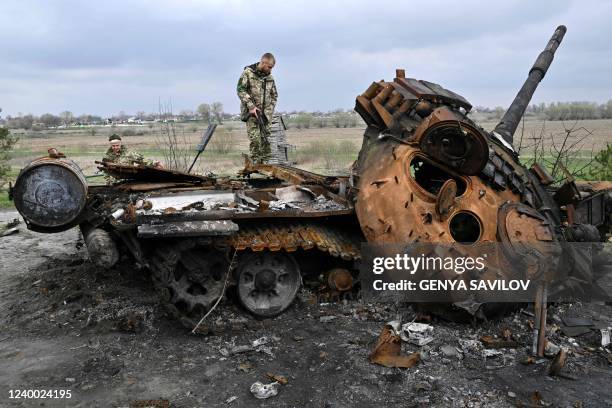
{"left": 0, "top": 212, "right": 611, "bottom": 408}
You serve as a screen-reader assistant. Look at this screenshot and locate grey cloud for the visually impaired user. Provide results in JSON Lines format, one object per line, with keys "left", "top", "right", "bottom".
{"left": 0, "top": 0, "right": 610, "bottom": 116}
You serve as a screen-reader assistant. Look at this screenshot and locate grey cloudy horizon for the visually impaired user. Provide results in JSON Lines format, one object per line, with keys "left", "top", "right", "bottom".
{"left": 1, "top": 0, "right": 611, "bottom": 117}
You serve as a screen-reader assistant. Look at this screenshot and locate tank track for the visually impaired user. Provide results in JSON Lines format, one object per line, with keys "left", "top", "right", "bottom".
{"left": 148, "top": 238, "right": 231, "bottom": 329}
{"left": 146, "top": 222, "right": 363, "bottom": 329}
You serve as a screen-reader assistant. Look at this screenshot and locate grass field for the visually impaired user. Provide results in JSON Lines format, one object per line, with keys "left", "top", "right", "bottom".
{"left": 1, "top": 118, "right": 610, "bottom": 209}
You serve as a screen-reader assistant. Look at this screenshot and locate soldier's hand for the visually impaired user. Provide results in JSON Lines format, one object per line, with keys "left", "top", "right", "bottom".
{"left": 154, "top": 161, "right": 163, "bottom": 169}
{"left": 249, "top": 107, "right": 259, "bottom": 118}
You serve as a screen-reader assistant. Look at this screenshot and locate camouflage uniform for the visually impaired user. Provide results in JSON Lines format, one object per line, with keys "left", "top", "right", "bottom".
{"left": 237, "top": 63, "right": 278, "bottom": 163}
{"left": 104, "top": 145, "right": 153, "bottom": 166}
{"left": 103, "top": 145, "right": 155, "bottom": 184}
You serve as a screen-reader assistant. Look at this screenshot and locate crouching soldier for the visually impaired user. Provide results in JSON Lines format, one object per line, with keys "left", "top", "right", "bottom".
{"left": 104, "top": 134, "right": 162, "bottom": 168}
{"left": 103, "top": 134, "right": 162, "bottom": 184}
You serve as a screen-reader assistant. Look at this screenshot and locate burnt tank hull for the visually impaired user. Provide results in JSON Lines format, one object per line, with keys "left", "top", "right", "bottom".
{"left": 10, "top": 25, "right": 611, "bottom": 328}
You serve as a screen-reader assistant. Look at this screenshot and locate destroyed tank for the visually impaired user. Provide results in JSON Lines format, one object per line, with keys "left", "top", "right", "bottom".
{"left": 10, "top": 26, "right": 612, "bottom": 328}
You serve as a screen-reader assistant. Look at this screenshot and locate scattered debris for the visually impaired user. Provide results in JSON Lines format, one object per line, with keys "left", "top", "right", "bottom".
{"left": 562, "top": 316, "right": 593, "bottom": 327}
{"left": 458, "top": 338, "right": 482, "bottom": 355}
{"left": 400, "top": 322, "right": 434, "bottom": 346}
{"left": 265, "top": 373, "right": 288, "bottom": 385}
{"left": 544, "top": 341, "right": 561, "bottom": 358}
{"left": 483, "top": 349, "right": 503, "bottom": 358}
{"left": 230, "top": 345, "right": 254, "bottom": 355}
{"left": 275, "top": 185, "right": 313, "bottom": 202}
{"left": 0, "top": 218, "right": 20, "bottom": 237}
{"left": 601, "top": 328, "right": 611, "bottom": 347}
{"left": 252, "top": 336, "right": 270, "bottom": 348}
{"left": 548, "top": 349, "right": 569, "bottom": 377}
{"left": 440, "top": 344, "right": 460, "bottom": 358}
{"left": 520, "top": 356, "right": 536, "bottom": 365}
{"left": 115, "top": 311, "right": 145, "bottom": 333}
{"left": 225, "top": 396, "right": 238, "bottom": 404}
{"left": 250, "top": 381, "right": 280, "bottom": 399}
{"left": 530, "top": 391, "right": 544, "bottom": 407}
{"left": 369, "top": 324, "right": 420, "bottom": 368}
{"left": 560, "top": 316, "right": 595, "bottom": 337}
{"left": 480, "top": 333, "right": 520, "bottom": 349}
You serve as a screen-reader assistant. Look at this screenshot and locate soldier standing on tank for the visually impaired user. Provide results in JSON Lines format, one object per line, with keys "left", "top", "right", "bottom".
{"left": 237, "top": 53, "right": 278, "bottom": 163}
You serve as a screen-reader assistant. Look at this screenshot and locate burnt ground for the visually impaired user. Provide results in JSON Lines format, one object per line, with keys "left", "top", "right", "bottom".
{"left": 0, "top": 210, "right": 611, "bottom": 408}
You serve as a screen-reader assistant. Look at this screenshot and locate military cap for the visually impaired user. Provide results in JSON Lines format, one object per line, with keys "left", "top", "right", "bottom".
{"left": 109, "top": 134, "right": 122, "bottom": 142}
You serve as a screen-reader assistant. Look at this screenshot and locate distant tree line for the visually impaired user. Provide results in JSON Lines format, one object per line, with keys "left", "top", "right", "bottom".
{"left": 281, "top": 109, "right": 363, "bottom": 129}
{"left": 0, "top": 102, "right": 227, "bottom": 130}
{"left": 3, "top": 100, "right": 612, "bottom": 130}
{"left": 474, "top": 100, "right": 612, "bottom": 121}
{"left": 528, "top": 101, "right": 612, "bottom": 121}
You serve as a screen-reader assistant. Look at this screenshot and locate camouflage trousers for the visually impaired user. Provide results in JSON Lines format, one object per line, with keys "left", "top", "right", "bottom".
{"left": 246, "top": 117, "right": 271, "bottom": 163}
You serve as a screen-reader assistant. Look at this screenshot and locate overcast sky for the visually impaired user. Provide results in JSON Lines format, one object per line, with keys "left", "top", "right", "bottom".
{"left": 1, "top": 0, "right": 611, "bottom": 117}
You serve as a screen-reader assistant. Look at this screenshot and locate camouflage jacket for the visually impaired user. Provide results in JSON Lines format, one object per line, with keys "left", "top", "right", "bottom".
{"left": 104, "top": 145, "right": 153, "bottom": 166}
{"left": 237, "top": 63, "right": 278, "bottom": 122}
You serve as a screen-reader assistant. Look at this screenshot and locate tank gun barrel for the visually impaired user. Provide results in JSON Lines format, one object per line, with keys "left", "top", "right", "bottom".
{"left": 494, "top": 25, "right": 566, "bottom": 145}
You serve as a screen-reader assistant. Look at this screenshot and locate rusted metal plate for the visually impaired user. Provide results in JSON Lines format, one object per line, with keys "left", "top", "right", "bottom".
{"left": 395, "top": 77, "right": 437, "bottom": 98}
{"left": 355, "top": 140, "right": 521, "bottom": 245}
{"left": 97, "top": 161, "right": 216, "bottom": 184}
{"left": 496, "top": 202, "right": 559, "bottom": 279}
{"left": 575, "top": 181, "right": 612, "bottom": 193}
{"left": 419, "top": 80, "right": 472, "bottom": 111}
{"left": 242, "top": 159, "right": 348, "bottom": 193}
{"left": 389, "top": 81, "right": 418, "bottom": 102}
{"left": 116, "top": 182, "right": 200, "bottom": 192}
{"left": 435, "top": 179, "right": 457, "bottom": 220}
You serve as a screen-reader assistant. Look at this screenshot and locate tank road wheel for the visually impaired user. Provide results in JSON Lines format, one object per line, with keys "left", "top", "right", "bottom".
{"left": 236, "top": 252, "right": 301, "bottom": 318}
{"left": 149, "top": 241, "right": 230, "bottom": 328}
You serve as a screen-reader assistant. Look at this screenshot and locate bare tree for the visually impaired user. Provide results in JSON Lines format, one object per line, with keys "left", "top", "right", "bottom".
{"left": 40, "top": 113, "right": 61, "bottom": 128}
{"left": 197, "top": 103, "right": 211, "bottom": 123}
{"left": 211, "top": 102, "right": 224, "bottom": 124}
{"left": 59, "top": 111, "right": 74, "bottom": 126}
{"left": 524, "top": 120, "right": 596, "bottom": 183}
{"left": 155, "top": 100, "right": 192, "bottom": 172}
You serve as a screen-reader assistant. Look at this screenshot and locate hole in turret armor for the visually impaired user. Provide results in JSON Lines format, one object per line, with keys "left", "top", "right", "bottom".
{"left": 409, "top": 157, "right": 467, "bottom": 196}
{"left": 449, "top": 212, "right": 482, "bottom": 243}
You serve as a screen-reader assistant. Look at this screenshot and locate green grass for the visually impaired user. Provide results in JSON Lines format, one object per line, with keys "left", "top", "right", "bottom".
{"left": 519, "top": 155, "right": 599, "bottom": 181}
{"left": 0, "top": 189, "right": 14, "bottom": 209}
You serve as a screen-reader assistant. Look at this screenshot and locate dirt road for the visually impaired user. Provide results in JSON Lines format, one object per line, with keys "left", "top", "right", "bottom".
{"left": 1, "top": 210, "right": 611, "bottom": 407}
